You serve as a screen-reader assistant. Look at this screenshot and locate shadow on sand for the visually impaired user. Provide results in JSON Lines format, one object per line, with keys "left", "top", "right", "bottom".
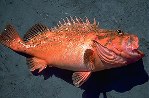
{"left": 32, "top": 59, "right": 148, "bottom": 98}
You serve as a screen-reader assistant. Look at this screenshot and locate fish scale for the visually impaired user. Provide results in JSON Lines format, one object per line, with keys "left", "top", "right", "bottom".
{"left": 0, "top": 17, "right": 144, "bottom": 87}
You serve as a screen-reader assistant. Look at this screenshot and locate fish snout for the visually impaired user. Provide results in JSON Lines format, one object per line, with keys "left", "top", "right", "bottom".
{"left": 130, "top": 35, "right": 139, "bottom": 50}
{"left": 125, "top": 34, "right": 144, "bottom": 61}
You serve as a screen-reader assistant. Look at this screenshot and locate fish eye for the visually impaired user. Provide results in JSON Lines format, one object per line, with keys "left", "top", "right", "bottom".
{"left": 116, "top": 29, "right": 123, "bottom": 35}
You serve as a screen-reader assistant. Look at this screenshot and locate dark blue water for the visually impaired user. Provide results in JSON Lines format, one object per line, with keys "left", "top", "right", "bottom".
{"left": 0, "top": 0, "right": 149, "bottom": 98}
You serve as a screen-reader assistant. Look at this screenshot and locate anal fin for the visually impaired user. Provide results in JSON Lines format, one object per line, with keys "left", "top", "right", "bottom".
{"left": 72, "top": 72, "right": 91, "bottom": 87}
{"left": 27, "top": 57, "right": 48, "bottom": 73}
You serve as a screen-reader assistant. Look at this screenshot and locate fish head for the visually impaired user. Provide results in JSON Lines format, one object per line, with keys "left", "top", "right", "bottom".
{"left": 94, "top": 29, "right": 144, "bottom": 66}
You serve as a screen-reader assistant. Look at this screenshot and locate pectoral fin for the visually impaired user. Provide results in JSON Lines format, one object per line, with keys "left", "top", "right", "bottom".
{"left": 84, "top": 49, "right": 95, "bottom": 71}
{"left": 72, "top": 71, "right": 91, "bottom": 87}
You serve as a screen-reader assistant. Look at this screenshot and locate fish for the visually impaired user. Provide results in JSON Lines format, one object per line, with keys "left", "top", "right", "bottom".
{"left": 0, "top": 17, "right": 144, "bottom": 87}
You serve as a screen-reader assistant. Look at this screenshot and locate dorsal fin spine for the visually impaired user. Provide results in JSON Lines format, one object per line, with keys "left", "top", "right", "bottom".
{"left": 23, "top": 23, "right": 49, "bottom": 42}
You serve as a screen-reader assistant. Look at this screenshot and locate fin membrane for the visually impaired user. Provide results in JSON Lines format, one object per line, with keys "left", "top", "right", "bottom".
{"left": 27, "top": 57, "right": 47, "bottom": 73}
{"left": 23, "top": 23, "right": 49, "bottom": 42}
{"left": 72, "top": 72, "right": 91, "bottom": 87}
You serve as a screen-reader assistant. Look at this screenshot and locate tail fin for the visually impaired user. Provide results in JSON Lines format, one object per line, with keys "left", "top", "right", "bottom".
{"left": 0, "top": 25, "right": 25, "bottom": 51}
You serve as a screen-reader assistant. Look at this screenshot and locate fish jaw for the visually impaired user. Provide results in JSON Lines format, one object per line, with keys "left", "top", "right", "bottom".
{"left": 123, "top": 45, "right": 144, "bottom": 64}
{"left": 120, "top": 34, "right": 145, "bottom": 63}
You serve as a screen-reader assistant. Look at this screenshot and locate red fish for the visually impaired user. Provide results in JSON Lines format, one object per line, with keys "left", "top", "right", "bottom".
{"left": 0, "top": 17, "right": 144, "bottom": 87}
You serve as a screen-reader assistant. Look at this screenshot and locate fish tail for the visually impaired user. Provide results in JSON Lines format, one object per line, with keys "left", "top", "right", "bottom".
{"left": 0, "top": 24, "right": 25, "bottom": 52}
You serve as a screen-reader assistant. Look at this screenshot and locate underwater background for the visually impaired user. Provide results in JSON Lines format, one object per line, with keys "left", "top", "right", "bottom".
{"left": 0, "top": 0, "right": 149, "bottom": 98}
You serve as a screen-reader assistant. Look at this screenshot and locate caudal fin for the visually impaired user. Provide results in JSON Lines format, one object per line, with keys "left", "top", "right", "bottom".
{"left": 0, "top": 25, "right": 24, "bottom": 51}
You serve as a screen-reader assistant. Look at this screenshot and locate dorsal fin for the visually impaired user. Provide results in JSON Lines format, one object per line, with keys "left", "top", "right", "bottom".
{"left": 23, "top": 23, "right": 49, "bottom": 42}
{"left": 52, "top": 17, "right": 100, "bottom": 34}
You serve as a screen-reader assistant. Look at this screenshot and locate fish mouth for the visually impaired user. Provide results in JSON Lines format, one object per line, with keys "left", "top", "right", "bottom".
{"left": 125, "top": 47, "right": 144, "bottom": 64}
{"left": 127, "top": 35, "right": 144, "bottom": 57}
{"left": 132, "top": 48, "right": 144, "bottom": 57}
{"left": 128, "top": 41, "right": 145, "bottom": 58}
{"left": 125, "top": 42, "right": 144, "bottom": 58}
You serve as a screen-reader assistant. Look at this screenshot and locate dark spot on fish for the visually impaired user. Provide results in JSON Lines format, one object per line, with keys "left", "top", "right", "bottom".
{"left": 84, "top": 49, "right": 95, "bottom": 70}
{"left": 116, "top": 29, "right": 123, "bottom": 35}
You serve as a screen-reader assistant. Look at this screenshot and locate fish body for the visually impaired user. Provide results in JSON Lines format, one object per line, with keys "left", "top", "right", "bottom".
{"left": 0, "top": 17, "right": 144, "bottom": 87}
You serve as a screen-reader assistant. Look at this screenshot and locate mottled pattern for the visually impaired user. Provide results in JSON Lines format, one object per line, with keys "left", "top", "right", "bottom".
{"left": 0, "top": 0, "right": 149, "bottom": 98}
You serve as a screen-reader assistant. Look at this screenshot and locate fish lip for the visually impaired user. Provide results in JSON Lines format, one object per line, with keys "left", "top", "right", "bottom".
{"left": 130, "top": 39, "right": 144, "bottom": 56}
{"left": 132, "top": 48, "right": 144, "bottom": 57}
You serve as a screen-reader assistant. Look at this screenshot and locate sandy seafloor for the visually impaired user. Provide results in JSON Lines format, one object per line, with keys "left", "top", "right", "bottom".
{"left": 0, "top": 0, "right": 149, "bottom": 98}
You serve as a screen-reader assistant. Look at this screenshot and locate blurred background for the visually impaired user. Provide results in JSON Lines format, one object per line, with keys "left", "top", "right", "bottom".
{"left": 0, "top": 0, "right": 149, "bottom": 98}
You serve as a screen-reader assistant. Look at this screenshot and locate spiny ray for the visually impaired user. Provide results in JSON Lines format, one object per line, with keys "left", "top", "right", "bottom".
{"left": 51, "top": 16, "right": 99, "bottom": 34}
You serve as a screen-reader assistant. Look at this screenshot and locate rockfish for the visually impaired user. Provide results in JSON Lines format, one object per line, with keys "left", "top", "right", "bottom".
{"left": 0, "top": 17, "right": 144, "bottom": 87}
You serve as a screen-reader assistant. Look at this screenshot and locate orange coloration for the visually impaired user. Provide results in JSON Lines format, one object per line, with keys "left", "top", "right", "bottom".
{"left": 0, "top": 17, "right": 144, "bottom": 87}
